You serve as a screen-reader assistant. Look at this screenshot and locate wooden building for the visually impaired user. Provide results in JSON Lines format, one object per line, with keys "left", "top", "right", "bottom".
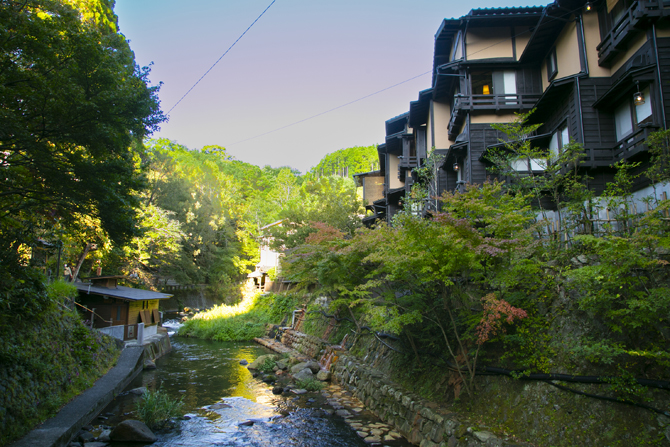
{"left": 368, "top": 0, "right": 670, "bottom": 224}
{"left": 75, "top": 275, "right": 171, "bottom": 340}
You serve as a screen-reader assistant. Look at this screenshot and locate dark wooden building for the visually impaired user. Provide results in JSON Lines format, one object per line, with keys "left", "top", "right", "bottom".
{"left": 367, "top": 0, "right": 670, "bottom": 225}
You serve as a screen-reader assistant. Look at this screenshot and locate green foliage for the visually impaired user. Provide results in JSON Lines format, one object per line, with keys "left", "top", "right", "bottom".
{"left": 269, "top": 176, "right": 364, "bottom": 249}
{"left": 258, "top": 357, "right": 277, "bottom": 373}
{"left": 307, "top": 145, "right": 379, "bottom": 179}
{"left": 0, "top": 302, "right": 120, "bottom": 446}
{"left": 135, "top": 387, "right": 184, "bottom": 430}
{"left": 295, "top": 378, "right": 325, "bottom": 391}
{"left": 0, "top": 0, "right": 164, "bottom": 246}
{"left": 180, "top": 292, "right": 302, "bottom": 341}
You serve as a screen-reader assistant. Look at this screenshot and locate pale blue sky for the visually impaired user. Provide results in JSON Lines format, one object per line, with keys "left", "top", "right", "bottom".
{"left": 115, "top": 0, "right": 547, "bottom": 173}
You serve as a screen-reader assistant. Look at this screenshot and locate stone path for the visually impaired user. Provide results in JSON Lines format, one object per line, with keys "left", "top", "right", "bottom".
{"left": 322, "top": 384, "right": 404, "bottom": 446}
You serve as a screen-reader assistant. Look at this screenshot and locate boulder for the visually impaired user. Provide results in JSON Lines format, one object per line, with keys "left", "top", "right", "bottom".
{"left": 209, "top": 402, "right": 232, "bottom": 410}
{"left": 128, "top": 387, "right": 148, "bottom": 396}
{"left": 316, "top": 370, "right": 331, "bottom": 381}
{"left": 246, "top": 354, "right": 277, "bottom": 370}
{"left": 291, "top": 361, "right": 320, "bottom": 374}
{"left": 239, "top": 359, "right": 248, "bottom": 365}
{"left": 290, "top": 362, "right": 309, "bottom": 374}
{"left": 98, "top": 429, "right": 112, "bottom": 442}
{"left": 143, "top": 358, "right": 156, "bottom": 369}
{"left": 110, "top": 420, "right": 157, "bottom": 443}
{"left": 78, "top": 432, "right": 95, "bottom": 443}
{"left": 293, "top": 368, "right": 314, "bottom": 382}
{"left": 304, "top": 361, "right": 320, "bottom": 373}
{"left": 275, "top": 360, "right": 288, "bottom": 370}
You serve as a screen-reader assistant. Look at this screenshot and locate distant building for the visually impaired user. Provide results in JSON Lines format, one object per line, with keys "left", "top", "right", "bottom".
{"left": 248, "top": 220, "right": 284, "bottom": 291}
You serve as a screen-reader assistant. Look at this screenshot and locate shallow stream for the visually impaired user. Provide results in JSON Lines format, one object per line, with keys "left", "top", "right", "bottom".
{"left": 95, "top": 320, "right": 412, "bottom": 447}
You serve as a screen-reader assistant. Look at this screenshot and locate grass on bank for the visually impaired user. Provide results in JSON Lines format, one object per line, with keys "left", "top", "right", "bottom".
{"left": 179, "top": 290, "right": 301, "bottom": 342}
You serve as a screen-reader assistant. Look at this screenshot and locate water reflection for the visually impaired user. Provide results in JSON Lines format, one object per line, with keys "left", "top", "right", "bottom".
{"left": 100, "top": 334, "right": 407, "bottom": 446}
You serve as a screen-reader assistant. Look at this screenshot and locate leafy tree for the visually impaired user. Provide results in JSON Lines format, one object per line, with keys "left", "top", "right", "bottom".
{"left": 307, "top": 145, "right": 379, "bottom": 179}
{"left": 269, "top": 175, "right": 363, "bottom": 249}
{"left": 1, "top": 0, "right": 164, "bottom": 244}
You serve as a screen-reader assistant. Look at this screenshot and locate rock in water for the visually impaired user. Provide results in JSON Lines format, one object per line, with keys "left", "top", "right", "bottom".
{"left": 98, "top": 429, "right": 112, "bottom": 442}
{"left": 316, "top": 370, "right": 331, "bottom": 381}
{"left": 128, "top": 387, "right": 148, "bottom": 396}
{"left": 143, "top": 358, "right": 156, "bottom": 369}
{"left": 239, "top": 359, "right": 248, "bottom": 365}
{"left": 272, "top": 386, "right": 284, "bottom": 395}
{"left": 110, "top": 420, "right": 157, "bottom": 443}
{"left": 293, "top": 368, "right": 314, "bottom": 381}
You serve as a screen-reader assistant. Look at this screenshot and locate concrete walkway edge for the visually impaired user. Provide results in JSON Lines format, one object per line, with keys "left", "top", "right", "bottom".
{"left": 10, "top": 346, "right": 145, "bottom": 447}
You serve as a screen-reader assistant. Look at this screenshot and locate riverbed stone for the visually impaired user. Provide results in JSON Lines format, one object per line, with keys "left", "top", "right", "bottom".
{"left": 294, "top": 367, "right": 314, "bottom": 381}
{"left": 316, "top": 370, "right": 331, "bottom": 381}
{"left": 209, "top": 402, "right": 232, "bottom": 410}
{"left": 473, "top": 430, "right": 497, "bottom": 443}
{"left": 78, "top": 432, "right": 95, "bottom": 443}
{"left": 143, "top": 358, "right": 156, "bottom": 369}
{"left": 98, "top": 429, "right": 112, "bottom": 442}
{"left": 83, "top": 443, "right": 108, "bottom": 447}
{"left": 239, "top": 359, "right": 248, "bottom": 365}
{"left": 275, "top": 360, "right": 288, "bottom": 370}
{"left": 128, "top": 387, "right": 148, "bottom": 396}
{"left": 110, "top": 420, "right": 157, "bottom": 443}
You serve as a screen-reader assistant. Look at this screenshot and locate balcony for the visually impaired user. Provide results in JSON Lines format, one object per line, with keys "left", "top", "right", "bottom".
{"left": 448, "top": 93, "right": 541, "bottom": 139}
{"left": 584, "top": 126, "right": 657, "bottom": 167}
{"left": 398, "top": 156, "right": 418, "bottom": 168}
{"left": 597, "top": 0, "right": 669, "bottom": 65}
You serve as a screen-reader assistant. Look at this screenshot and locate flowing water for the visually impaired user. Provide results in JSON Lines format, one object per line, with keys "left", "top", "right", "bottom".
{"left": 96, "top": 319, "right": 412, "bottom": 447}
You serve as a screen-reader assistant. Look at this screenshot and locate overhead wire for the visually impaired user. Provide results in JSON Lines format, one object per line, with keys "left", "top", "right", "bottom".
{"left": 166, "top": 0, "right": 277, "bottom": 115}
{"left": 225, "top": 3, "right": 586, "bottom": 147}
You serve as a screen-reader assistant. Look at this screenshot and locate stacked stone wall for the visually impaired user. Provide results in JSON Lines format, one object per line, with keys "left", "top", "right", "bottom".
{"left": 332, "top": 355, "right": 522, "bottom": 447}
{"left": 280, "top": 329, "right": 327, "bottom": 359}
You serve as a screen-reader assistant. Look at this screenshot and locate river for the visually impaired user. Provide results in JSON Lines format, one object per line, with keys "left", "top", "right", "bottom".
{"left": 95, "top": 320, "right": 412, "bottom": 447}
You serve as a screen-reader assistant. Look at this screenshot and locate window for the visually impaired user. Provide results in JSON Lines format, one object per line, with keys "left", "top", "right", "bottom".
{"left": 450, "top": 31, "right": 463, "bottom": 61}
{"left": 614, "top": 86, "right": 653, "bottom": 141}
{"left": 546, "top": 49, "right": 557, "bottom": 81}
{"left": 471, "top": 70, "right": 516, "bottom": 96}
{"left": 116, "top": 305, "right": 121, "bottom": 321}
{"left": 549, "top": 124, "right": 569, "bottom": 159}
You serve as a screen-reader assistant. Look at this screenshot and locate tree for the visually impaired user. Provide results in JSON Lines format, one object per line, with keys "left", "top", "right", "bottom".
{"left": 307, "top": 145, "right": 379, "bottom": 179}
{"left": 269, "top": 175, "right": 364, "bottom": 249}
{"left": 0, "top": 0, "right": 164, "bottom": 246}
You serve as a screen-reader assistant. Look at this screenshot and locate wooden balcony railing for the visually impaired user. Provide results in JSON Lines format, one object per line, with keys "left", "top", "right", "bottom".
{"left": 597, "top": 0, "right": 668, "bottom": 65}
{"left": 448, "top": 93, "right": 540, "bottom": 139}
{"left": 612, "top": 126, "right": 656, "bottom": 160}
{"left": 398, "top": 156, "right": 418, "bottom": 168}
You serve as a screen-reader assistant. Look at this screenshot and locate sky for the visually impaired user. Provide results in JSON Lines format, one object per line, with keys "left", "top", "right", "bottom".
{"left": 115, "top": 0, "right": 546, "bottom": 174}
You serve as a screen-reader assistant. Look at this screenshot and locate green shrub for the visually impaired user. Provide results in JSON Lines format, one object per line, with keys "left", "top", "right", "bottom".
{"left": 136, "top": 388, "right": 184, "bottom": 430}
{"left": 259, "top": 357, "right": 276, "bottom": 373}
{"left": 181, "top": 291, "right": 303, "bottom": 342}
{"left": 295, "top": 378, "right": 325, "bottom": 391}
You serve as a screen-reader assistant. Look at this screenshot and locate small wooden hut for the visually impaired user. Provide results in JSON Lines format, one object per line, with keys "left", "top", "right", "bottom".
{"left": 75, "top": 275, "right": 171, "bottom": 340}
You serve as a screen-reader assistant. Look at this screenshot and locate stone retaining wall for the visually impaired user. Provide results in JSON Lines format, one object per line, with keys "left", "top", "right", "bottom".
{"left": 280, "top": 329, "right": 327, "bottom": 359}
{"left": 332, "top": 355, "right": 525, "bottom": 447}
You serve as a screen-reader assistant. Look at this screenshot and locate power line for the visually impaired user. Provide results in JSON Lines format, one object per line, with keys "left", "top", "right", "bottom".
{"left": 227, "top": 71, "right": 432, "bottom": 146}
{"left": 227, "top": 3, "right": 585, "bottom": 147}
{"left": 166, "top": 0, "right": 277, "bottom": 115}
